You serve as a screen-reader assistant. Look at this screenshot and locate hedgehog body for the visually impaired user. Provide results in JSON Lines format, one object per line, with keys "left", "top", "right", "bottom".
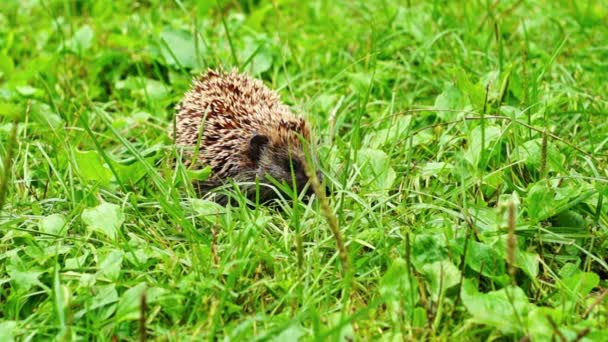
{"left": 172, "top": 69, "right": 317, "bottom": 202}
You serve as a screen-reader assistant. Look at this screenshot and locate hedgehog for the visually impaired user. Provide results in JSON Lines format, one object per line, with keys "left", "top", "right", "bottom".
{"left": 170, "top": 69, "right": 321, "bottom": 203}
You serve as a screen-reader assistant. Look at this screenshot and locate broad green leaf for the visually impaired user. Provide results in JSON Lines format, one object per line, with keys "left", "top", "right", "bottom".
{"left": 272, "top": 324, "right": 305, "bottom": 342}
{"left": 412, "top": 307, "right": 427, "bottom": 328}
{"left": 525, "top": 181, "right": 555, "bottom": 221}
{"left": 62, "top": 25, "right": 94, "bottom": 53}
{"left": 74, "top": 150, "right": 113, "bottom": 188}
{"left": 559, "top": 263, "right": 580, "bottom": 278}
{"left": 562, "top": 272, "right": 599, "bottom": 300}
{"left": 479, "top": 71, "right": 499, "bottom": 100}
{"left": 363, "top": 116, "right": 412, "bottom": 149}
{"left": 499, "top": 106, "right": 528, "bottom": 120}
{"left": 21, "top": 244, "right": 70, "bottom": 265}
{"left": 82, "top": 202, "right": 123, "bottom": 239}
{"left": 551, "top": 210, "right": 586, "bottom": 228}
{"left": 326, "top": 313, "right": 355, "bottom": 342}
{"left": 507, "top": 71, "right": 525, "bottom": 101}
{"left": 116, "top": 282, "right": 147, "bottom": 322}
{"left": 74, "top": 285, "right": 118, "bottom": 320}
{"left": 0, "top": 53, "right": 15, "bottom": 77}
{"left": 356, "top": 148, "right": 396, "bottom": 195}
{"left": 0, "top": 321, "right": 17, "bottom": 342}
{"left": 461, "top": 279, "right": 531, "bottom": 334}
{"left": 420, "top": 260, "right": 461, "bottom": 300}
{"left": 97, "top": 249, "right": 123, "bottom": 281}
{"left": 515, "top": 250, "right": 539, "bottom": 279}
{"left": 115, "top": 76, "right": 170, "bottom": 101}
{"left": 393, "top": 6, "right": 433, "bottom": 42}
{"left": 0, "top": 102, "right": 21, "bottom": 118}
{"left": 113, "top": 158, "right": 152, "bottom": 186}
{"left": 420, "top": 161, "right": 454, "bottom": 181}
{"left": 15, "top": 85, "right": 40, "bottom": 97}
{"left": 240, "top": 35, "right": 273, "bottom": 75}
{"left": 124, "top": 248, "right": 151, "bottom": 265}
{"left": 338, "top": 323, "right": 355, "bottom": 342}
{"left": 494, "top": 237, "right": 540, "bottom": 279}
{"left": 411, "top": 234, "right": 448, "bottom": 269}
{"left": 514, "top": 138, "right": 564, "bottom": 172}
{"left": 146, "top": 286, "right": 169, "bottom": 303}
{"left": 196, "top": 0, "right": 217, "bottom": 16}
{"left": 380, "top": 258, "right": 419, "bottom": 321}
{"left": 481, "top": 170, "right": 503, "bottom": 197}
{"left": 463, "top": 125, "right": 502, "bottom": 167}
{"left": 193, "top": 198, "right": 227, "bottom": 225}
{"left": 313, "top": 94, "right": 338, "bottom": 114}
{"left": 434, "top": 85, "right": 470, "bottom": 120}
{"left": 585, "top": 330, "right": 608, "bottom": 341}
{"left": 39, "top": 213, "right": 67, "bottom": 236}
{"left": 348, "top": 72, "right": 374, "bottom": 94}
{"left": 7, "top": 263, "right": 44, "bottom": 291}
{"left": 525, "top": 181, "right": 593, "bottom": 222}
{"left": 462, "top": 240, "right": 506, "bottom": 279}
{"left": 245, "top": 3, "right": 274, "bottom": 31}
{"left": 30, "top": 101, "right": 63, "bottom": 129}
{"left": 79, "top": 274, "right": 96, "bottom": 287}
{"left": 527, "top": 306, "right": 563, "bottom": 341}
{"left": 65, "top": 251, "right": 90, "bottom": 269}
{"left": 159, "top": 28, "right": 204, "bottom": 69}
{"left": 454, "top": 70, "right": 485, "bottom": 110}
{"left": 469, "top": 205, "right": 501, "bottom": 235}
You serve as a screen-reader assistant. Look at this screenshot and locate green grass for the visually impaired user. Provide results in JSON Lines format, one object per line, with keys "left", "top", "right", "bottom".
{"left": 1, "top": 0, "right": 608, "bottom": 340}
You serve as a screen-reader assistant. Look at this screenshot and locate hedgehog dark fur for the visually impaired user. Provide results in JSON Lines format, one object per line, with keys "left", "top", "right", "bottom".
{"left": 171, "top": 69, "right": 319, "bottom": 202}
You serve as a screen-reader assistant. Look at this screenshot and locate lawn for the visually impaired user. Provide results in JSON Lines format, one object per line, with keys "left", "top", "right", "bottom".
{"left": 1, "top": 0, "right": 607, "bottom": 340}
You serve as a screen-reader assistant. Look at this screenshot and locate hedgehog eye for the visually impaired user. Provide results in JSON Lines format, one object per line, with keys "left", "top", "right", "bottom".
{"left": 249, "top": 134, "right": 269, "bottom": 164}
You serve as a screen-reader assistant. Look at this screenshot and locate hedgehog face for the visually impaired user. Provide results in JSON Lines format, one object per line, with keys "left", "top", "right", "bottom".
{"left": 248, "top": 134, "right": 318, "bottom": 200}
